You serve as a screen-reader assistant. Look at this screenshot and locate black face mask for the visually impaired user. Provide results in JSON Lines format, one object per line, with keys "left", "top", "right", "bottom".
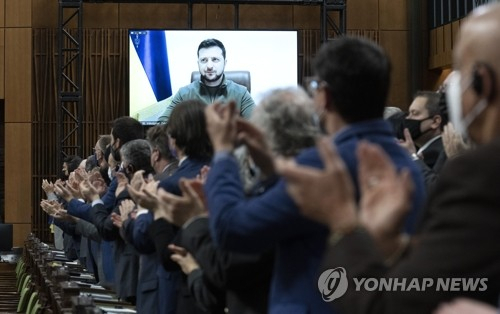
{"left": 403, "top": 117, "right": 431, "bottom": 140}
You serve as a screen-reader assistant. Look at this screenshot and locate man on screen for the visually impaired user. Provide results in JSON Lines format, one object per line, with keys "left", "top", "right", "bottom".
{"left": 158, "top": 38, "right": 255, "bottom": 123}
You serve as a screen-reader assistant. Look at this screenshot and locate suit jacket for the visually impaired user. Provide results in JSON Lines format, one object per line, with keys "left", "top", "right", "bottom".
{"left": 186, "top": 268, "right": 226, "bottom": 313}
{"left": 205, "top": 119, "right": 426, "bottom": 314}
{"left": 92, "top": 190, "right": 139, "bottom": 301}
{"left": 324, "top": 138, "right": 500, "bottom": 314}
{"left": 180, "top": 217, "right": 272, "bottom": 314}
{"left": 124, "top": 212, "right": 180, "bottom": 314}
{"left": 120, "top": 162, "right": 181, "bottom": 314}
{"left": 67, "top": 177, "right": 118, "bottom": 222}
{"left": 124, "top": 215, "right": 159, "bottom": 314}
{"left": 416, "top": 137, "right": 448, "bottom": 188}
{"left": 151, "top": 157, "right": 211, "bottom": 314}
{"left": 154, "top": 157, "right": 212, "bottom": 271}
{"left": 420, "top": 137, "right": 446, "bottom": 171}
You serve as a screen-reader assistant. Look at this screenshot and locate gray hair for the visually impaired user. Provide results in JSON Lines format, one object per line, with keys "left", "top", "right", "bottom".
{"left": 120, "top": 139, "right": 154, "bottom": 174}
{"left": 383, "top": 106, "right": 403, "bottom": 119}
{"left": 250, "top": 87, "right": 320, "bottom": 157}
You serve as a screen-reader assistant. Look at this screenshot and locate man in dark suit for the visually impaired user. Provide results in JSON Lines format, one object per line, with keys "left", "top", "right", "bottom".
{"left": 278, "top": 3, "right": 500, "bottom": 313}
{"left": 204, "top": 37, "right": 426, "bottom": 314}
{"left": 124, "top": 124, "right": 180, "bottom": 314}
{"left": 400, "top": 91, "right": 448, "bottom": 186}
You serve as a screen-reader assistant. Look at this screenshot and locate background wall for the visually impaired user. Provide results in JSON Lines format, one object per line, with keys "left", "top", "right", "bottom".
{"left": 1, "top": 0, "right": 420, "bottom": 246}
{"left": 2, "top": 0, "right": 33, "bottom": 247}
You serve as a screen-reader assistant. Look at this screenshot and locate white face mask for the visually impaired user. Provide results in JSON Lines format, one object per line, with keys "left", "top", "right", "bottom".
{"left": 107, "top": 167, "right": 114, "bottom": 181}
{"left": 446, "top": 71, "right": 488, "bottom": 139}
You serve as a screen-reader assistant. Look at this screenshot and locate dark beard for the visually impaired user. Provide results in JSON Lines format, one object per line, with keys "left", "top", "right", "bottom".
{"left": 201, "top": 73, "right": 223, "bottom": 84}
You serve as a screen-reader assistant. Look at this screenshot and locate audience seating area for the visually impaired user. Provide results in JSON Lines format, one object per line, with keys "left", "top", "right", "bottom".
{"left": 3, "top": 234, "right": 135, "bottom": 314}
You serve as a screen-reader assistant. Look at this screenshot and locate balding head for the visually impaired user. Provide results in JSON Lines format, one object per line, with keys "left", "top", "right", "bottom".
{"left": 451, "top": 3, "right": 500, "bottom": 144}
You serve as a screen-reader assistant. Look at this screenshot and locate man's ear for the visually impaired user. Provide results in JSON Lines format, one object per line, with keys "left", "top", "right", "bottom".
{"left": 473, "top": 63, "right": 496, "bottom": 102}
{"left": 126, "top": 164, "right": 135, "bottom": 175}
{"left": 431, "top": 115, "right": 442, "bottom": 129}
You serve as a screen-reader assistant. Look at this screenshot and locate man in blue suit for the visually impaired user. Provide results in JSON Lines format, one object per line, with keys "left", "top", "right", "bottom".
{"left": 124, "top": 124, "right": 180, "bottom": 314}
{"left": 204, "top": 37, "right": 426, "bottom": 314}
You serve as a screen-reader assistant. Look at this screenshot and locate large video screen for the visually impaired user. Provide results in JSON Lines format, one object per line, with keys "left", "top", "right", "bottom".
{"left": 129, "top": 30, "right": 299, "bottom": 124}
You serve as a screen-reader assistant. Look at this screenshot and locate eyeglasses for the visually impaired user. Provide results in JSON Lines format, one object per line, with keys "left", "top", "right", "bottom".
{"left": 304, "top": 77, "right": 327, "bottom": 97}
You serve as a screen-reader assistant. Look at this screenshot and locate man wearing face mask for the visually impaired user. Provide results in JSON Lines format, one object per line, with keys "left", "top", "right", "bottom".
{"left": 400, "top": 91, "right": 448, "bottom": 187}
{"left": 403, "top": 92, "right": 446, "bottom": 165}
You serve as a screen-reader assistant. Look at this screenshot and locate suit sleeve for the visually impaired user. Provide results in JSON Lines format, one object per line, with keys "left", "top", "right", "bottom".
{"left": 54, "top": 220, "right": 78, "bottom": 236}
{"left": 90, "top": 202, "right": 120, "bottom": 241}
{"left": 180, "top": 217, "right": 229, "bottom": 288}
{"left": 67, "top": 199, "right": 92, "bottom": 222}
{"left": 187, "top": 268, "right": 226, "bottom": 313}
{"left": 148, "top": 218, "right": 181, "bottom": 271}
{"left": 75, "top": 219, "right": 101, "bottom": 242}
{"left": 205, "top": 153, "right": 323, "bottom": 253}
{"left": 127, "top": 212, "right": 156, "bottom": 254}
{"left": 67, "top": 178, "right": 117, "bottom": 222}
{"left": 181, "top": 216, "right": 274, "bottom": 293}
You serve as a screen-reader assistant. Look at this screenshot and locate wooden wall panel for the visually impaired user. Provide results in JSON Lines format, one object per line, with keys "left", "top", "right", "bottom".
{"left": 239, "top": 5, "right": 293, "bottom": 29}
{"left": 435, "top": 26, "right": 444, "bottom": 66}
{"left": 443, "top": 23, "right": 452, "bottom": 65}
{"left": 84, "top": 4, "right": 119, "bottom": 29}
{"left": 191, "top": 4, "right": 236, "bottom": 29}
{"left": 379, "top": 31, "right": 409, "bottom": 107}
{"left": 119, "top": 4, "right": 189, "bottom": 29}
{"left": 5, "top": 0, "right": 31, "bottom": 27}
{"left": 192, "top": 4, "right": 208, "bottom": 29}
{"left": 4, "top": 123, "right": 31, "bottom": 223}
{"left": 12, "top": 223, "right": 31, "bottom": 247}
{"left": 379, "top": 0, "right": 407, "bottom": 30}
{"left": 452, "top": 21, "right": 460, "bottom": 50}
{"left": 429, "top": 28, "right": 437, "bottom": 57}
{"left": 32, "top": 0, "right": 57, "bottom": 28}
{"left": 5, "top": 28, "right": 31, "bottom": 122}
{"left": 429, "top": 20, "right": 461, "bottom": 70}
{"left": 346, "top": 0, "right": 378, "bottom": 30}
{"left": 421, "top": 28, "right": 441, "bottom": 90}
{"left": 293, "top": 5, "right": 320, "bottom": 30}
{"left": 0, "top": 0, "right": 5, "bottom": 27}
{"left": 0, "top": 29, "right": 4, "bottom": 100}
{"left": 206, "top": 4, "right": 235, "bottom": 29}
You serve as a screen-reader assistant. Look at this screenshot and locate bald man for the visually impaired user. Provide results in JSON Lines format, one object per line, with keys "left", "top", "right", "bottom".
{"left": 279, "top": 3, "right": 500, "bottom": 314}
